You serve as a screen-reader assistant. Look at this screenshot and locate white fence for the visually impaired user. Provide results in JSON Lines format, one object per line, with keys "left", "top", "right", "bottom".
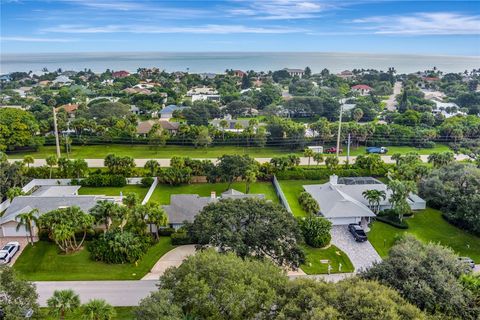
{"left": 141, "top": 177, "right": 158, "bottom": 205}
{"left": 272, "top": 175, "right": 292, "bottom": 214}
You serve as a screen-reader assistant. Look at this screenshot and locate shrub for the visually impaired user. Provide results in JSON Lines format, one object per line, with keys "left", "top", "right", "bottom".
{"left": 79, "top": 174, "right": 126, "bottom": 187}
{"left": 171, "top": 231, "right": 193, "bottom": 245}
{"left": 298, "top": 215, "right": 332, "bottom": 248}
{"left": 298, "top": 191, "right": 319, "bottom": 215}
{"left": 89, "top": 230, "right": 151, "bottom": 264}
{"left": 157, "top": 228, "right": 175, "bottom": 237}
{"left": 141, "top": 177, "right": 154, "bottom": 188}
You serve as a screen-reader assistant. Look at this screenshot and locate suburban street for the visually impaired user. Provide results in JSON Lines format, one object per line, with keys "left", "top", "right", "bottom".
{"left": 9, "top": 154, "right": 471, "bottom": 168}
{"left": 384, "top": 81, "right": 402, "bottom": 111}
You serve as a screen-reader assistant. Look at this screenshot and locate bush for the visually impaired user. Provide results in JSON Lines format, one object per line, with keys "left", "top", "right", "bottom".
{"left": 89, "top": 230, "right": 151, "bottom": 264}
{"left": 141, "top": 177, "right": 154, "bottom": 188}
{"left": 298, "top": 191, "right": 319, "bottom": 215}
{"left": 157, "top": 227, "right": 175, "bottom": 237}
{"left": 298, "top": 215, "right": 332, "bottom": 248}
{"left": 171, "top": 230, "right": 193, "bottom": 245}
{"left": 79, "top": 174, "right": 127, "bottom": 187}
{"left": 275, "top": 167, "right": 377, "bottom": 180}
{"left": 376, "top": 209, "right": 409, "bottom": 229}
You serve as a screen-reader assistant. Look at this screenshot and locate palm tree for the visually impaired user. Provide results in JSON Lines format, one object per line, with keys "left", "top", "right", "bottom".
{"left": 144, "top": 160, "right": 160, "bottom": 176}
{"left": 6, "top": 187, "right": 24, "bottom": 202}
{"left": 23, "top": 156, "right": 34, "bottom": 168}
{"left": 47, "top": 289, "right": 80, "bottom": 320}
{"left": 89, "top": 201, "right": 119, "bottom": 231}
{"left": 391, "top": 153, "right": 402, "bottom": 166}
{"left": 16, "top": 209, "right": 39, "bottom": 245}
{"left": 362, "top": 189, "right": 386, "bottom": 214}
{"left": 143, "top": 202, "right": 168, "bottom": 239}
{"left": 313, "top": 153, "right": 324, "bottom": 166}
{"left": 303, "top": 148, "right": 314, "bottom": 166}
{"left": 244, "top": 170, "right": 257, "bottom": 194}
{"left": 81, "top": 299, "right": 115, "bottom": 320}
{"left": 219, "top": 119, "right": 228, "bottom": 141}
{"left": 72, "top": 159, "right": 88, "bottom": 179}
{"left": 46, "top": 155, "right": 58, "bottom": 179}
{"left": 122, "top": 192, "right": 139, "bottom": 209}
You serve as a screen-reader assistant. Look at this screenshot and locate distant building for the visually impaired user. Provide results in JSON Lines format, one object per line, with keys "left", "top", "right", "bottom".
{"left": 210, "top": 118, "right": 253, "bottom": 132}
{"left": 112, "top": 70, "right": 130, "bottom": 79}
{"left": 56, "top": 104, "right": 79, "bottom": 118}
{"left": 163, "top": 189, "right": 265, "bottom": 229}
{"left": 122, "top": 87, "right": 152, "bottom": 95}
{"left": 337, "top": 70, "right": 354, "bottom": 79}
{"left": 233, "top": 70, "right": 246, "bottom": 77}
{"left": 136, "top": 120, "right": 180, "bottom": 136}
{"left": 160, "top": 105, "right": 188, "bottom": 120}
{"left": 284, "top": 68, "right": 305, "bottom": 78}
{"left": 187, "top": 86, "right": 220, "bottom": 102}
{"left": 351, "top": 84, "right": 372, "bottom": 96}
{"left": 52, "top": 75, "right": 73, "bottom": 85}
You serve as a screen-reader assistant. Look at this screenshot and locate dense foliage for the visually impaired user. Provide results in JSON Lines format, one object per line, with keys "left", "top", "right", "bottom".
{"left": 0, "top": 267, "right": 39, "bottom": 320}
{"left": 298, "top": 215, "right": 332, "bottom": 248}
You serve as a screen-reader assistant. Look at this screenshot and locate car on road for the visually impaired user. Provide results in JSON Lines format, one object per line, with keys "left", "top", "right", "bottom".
{"left": 325, "top": 147, "right": 343, "bottom": 154}
{"left": 0, "top": 241, "right": 20, "bottom": 264}
{"left": 348, "top": 224, "right": 368, "bottom": 242}
{"left": 458, "top": 257, "right": 475, "bottom": 270}
{"left": 366, "top": 146, "right": 389, "bottom": 154}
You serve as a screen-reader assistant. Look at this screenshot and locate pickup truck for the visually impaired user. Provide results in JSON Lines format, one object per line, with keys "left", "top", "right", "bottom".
{"left": 366, "top": 147, "right": 389, "bottom": 154}
{"left": 325, "top": 147, "right": 343, "bottom": 154}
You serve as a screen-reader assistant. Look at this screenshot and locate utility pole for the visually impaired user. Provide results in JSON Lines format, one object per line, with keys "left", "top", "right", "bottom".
{"left": 336, "top": 104, "right": 343, "bottom": 158}
{"left": 347, "top": 133, "right": 351, "bottom": 164}
{"left": 52, "top": 107, "right": 61, "bottom": 158}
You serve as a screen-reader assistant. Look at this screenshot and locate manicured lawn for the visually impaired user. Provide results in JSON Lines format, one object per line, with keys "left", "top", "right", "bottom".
{"left": 368, "top": 208, "right": 480, "bottom": 261}
{"left": 150, "top": 181, "right": 279, "bottom": 204}
{"left": 301, "top": 244, "right": 354, "bottom": 274}
{"left": 7, "top": 145, "right": 299, "bottom": 159}
{"left": 78, "top": 185, "right": 149, "bottom": 200}
{"left": 278, "top": 179, "right": 328, "bottom": 217}
{"left": 14, "top": 237, "right": 176, "bottom": 281}
{"left": 40, "top": 307, "right": 134, "bottom": 319}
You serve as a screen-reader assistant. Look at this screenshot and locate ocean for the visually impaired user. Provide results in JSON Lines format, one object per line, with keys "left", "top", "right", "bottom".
{"left": 1, "top": 52, "right": 479, "bottom": 74}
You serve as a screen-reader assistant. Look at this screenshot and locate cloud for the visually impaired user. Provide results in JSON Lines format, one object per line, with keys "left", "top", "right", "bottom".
{"left": 352, "top": 12, "right": 480, "bottom": 35}
{"left": 0, "top": 36, "right": 75, "bottom": 42}
{"left": 228, "top": 0, "right": 338, "bottom": 20}
{"left": 41, "top": 24, "right": 306, "bottom": 34}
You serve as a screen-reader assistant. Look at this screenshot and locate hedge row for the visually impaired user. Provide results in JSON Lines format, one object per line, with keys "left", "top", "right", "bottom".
{"left": 375, "top": 216, "right": 409, "bottom": 229}
{"left": 275, "top": 167, "right": 374, "bottom": 180}
{"left": 74, "top": 174, "right": 127, "bottom": 187}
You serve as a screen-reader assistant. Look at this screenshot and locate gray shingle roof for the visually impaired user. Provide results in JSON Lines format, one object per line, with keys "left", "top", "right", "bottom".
{"left": 31, "top": 186, "right": 80, "bottom": 197}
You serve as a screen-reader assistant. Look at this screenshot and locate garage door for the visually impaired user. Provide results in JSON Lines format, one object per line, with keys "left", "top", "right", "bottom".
{"left": 329, "top": 217, "right": 361, "bottom": 225}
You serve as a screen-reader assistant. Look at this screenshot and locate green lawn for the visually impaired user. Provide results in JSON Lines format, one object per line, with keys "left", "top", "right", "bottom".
{"left": 150, "top": 181, "right": 279, "bottom": 204}
{"left": 368, "top": 208, "right": 480, "bottom": 260}
{"left": 7, "top": 145, "right": 299, "bottom": 159}
{"left": 301, "top": 244, "right": 354, "bottom": 274}
{"left": 7, "top": 143, "right": 450, "bottom": 159}
{"left": 14, "top": 237, "right": 176, "bottom": 281}
{"left": 278, "top": 179, "right": 328, "bottom": 217}
{"left": 78, "top": 185, "right": 149, "bottom": 200}
{"left": 40, "top": 307, "right": 134, "bottom": 319}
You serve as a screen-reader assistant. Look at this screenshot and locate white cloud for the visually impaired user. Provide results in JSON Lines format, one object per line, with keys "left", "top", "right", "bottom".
{"left": 0, "top": 36, "right": 75, "bottom": 42}
{"left": 352, "top": 12, "right": 480, "bottom": 35}
{"left": 41, "top": 24, "right": 306, "bottom": 34}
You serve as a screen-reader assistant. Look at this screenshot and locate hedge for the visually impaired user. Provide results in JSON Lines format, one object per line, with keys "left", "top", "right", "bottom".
{"left": 275, "top": 167, "right": 374, "bottom": 180}
{"left": 77, "top": 174, "right": 127, "bottom": 187}
{"left": 171, "top": 231, "right": 193, "bottom": 245}
{"left": 375, "top": 216, "right": 409, "bottom": 229}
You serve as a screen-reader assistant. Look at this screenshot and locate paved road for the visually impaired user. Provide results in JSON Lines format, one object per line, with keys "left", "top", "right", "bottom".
{"left": 384, "top": 81, "right": 402, "bottom": 111}
{"left": 10, "top": 154, "right": 470, "bottom": 168}
{"left": 35, "top": 280, "right": 158, "bottom": 307}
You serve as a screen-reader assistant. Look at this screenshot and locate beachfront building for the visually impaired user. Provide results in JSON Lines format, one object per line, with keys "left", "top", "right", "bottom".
{"left": 284, "top": 68, "right": 305, "bottom": 78}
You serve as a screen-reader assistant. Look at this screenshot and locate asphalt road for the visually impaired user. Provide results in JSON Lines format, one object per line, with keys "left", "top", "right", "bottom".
{"left": 10, "top": 154, "right": 470, "bottom": 168}
{"left": 35, "top": 280, "right": 159, "bottom": 307}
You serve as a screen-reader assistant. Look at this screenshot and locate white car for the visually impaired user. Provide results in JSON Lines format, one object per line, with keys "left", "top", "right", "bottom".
{"left": 0, "top": 241, "right": 20, "bottom": 264}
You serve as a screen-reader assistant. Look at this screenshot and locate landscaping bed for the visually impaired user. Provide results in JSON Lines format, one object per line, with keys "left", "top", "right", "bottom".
{"left": 14, "top": 237, "right": 175, "bottom": 281}
{"left": 368, "top": 208, "right": 480, "bottom": 260}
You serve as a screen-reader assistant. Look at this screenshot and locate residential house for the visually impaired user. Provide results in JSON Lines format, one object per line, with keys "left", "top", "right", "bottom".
{"left": 303, "top": 175, "right": 425, "bottom": 226}
{"left": 112, "top": 70, "right": 130, "bottom": 79}
{"left": 137, "top": 120, "right": 180, "bottom": 136}
{"left": 337, "top": 70, "right": 354, "bottom": 79}
{"left": 210, "top": 118, "right": 252, "bottom": 132}
{"left": 187, "top": 86, "right": 221, "bottom": 102}
{"left": 160, "top": 105, "right": 188, "bottom": 120}
{"left": 351, "top": 84, "right": 372, "bottom": 96}
{"left": 0, "top": 186, "right": 105, "bottom": 238}
{"left": 163, "top": 189, "right": 265, "bottom": 229}
{"left": 123, "top": 87, "right": 152, "bottom": 95}
{"left": 52, "top": 75, "right": 73, "bottom": 85}
{"left": 284, "top": 68, "right": 305, "bottom": 78}
{"left": 56, "top": 103, "right": 79, "bottom": 118}
{"left": 233, "top": 70, "right": 246, "bottom": 77}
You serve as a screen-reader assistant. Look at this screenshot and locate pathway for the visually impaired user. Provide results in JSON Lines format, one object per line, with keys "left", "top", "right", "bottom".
{"left": 384, "top": 81, "right": 402, "bottom": 111}
{"left": 142, "top": 245, "right": 196, "bottom": 280}
{"left": 330, "top": 226, "right": 381, "bottom": 272}
{"left": 11, "top": 154, "right": 470, "bottom": 168}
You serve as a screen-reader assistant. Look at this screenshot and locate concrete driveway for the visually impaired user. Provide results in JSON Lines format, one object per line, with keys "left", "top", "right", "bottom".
{"left": 142, "top": 245, "right": 196, "bottom": 280}
{"left": 0, "top": 237, "right": 29, "bottom": 265}
{"left": 331, "top": 226, "right": 381, "bottom": 272}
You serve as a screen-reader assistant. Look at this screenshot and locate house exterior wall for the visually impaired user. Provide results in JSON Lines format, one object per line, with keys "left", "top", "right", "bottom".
{"left": 327, "top": 217, "right": 362, "bottom": 225}
{"left": 1, "top": 221, "right": 30, "bottom": 237}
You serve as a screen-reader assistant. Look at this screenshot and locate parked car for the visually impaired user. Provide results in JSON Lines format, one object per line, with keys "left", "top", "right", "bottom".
{"left": 0, "top": 241, "right": 20, "bottom": 264}
{"left": 458, "top": 257, "right": 475, "bottom": 270}
{"left": 366, "top": 146, "right": 389, "bottom": 154}
{"left": 348, "top": 224, "right": 367, "bottom": 242}
{"left": 325, "top": 147, "right": 343, "bottom": 154}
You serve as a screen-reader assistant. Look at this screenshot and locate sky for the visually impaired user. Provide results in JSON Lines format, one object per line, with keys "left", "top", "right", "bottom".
{"left": 1, "top": 0, "right": 479, "bottom": 55}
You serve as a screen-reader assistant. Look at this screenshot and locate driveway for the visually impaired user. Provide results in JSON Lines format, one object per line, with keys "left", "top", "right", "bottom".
{"left": 0, "top": 237, "right": 29, "bottom": 265}
{"left": 331, "top": 226, "right": 381, "bottom": 272}
{"left": 142, "top": 245, "right": 196, "bottom": 280}
{"left": 384, "top": 81, "right": 402, "bottom": 111}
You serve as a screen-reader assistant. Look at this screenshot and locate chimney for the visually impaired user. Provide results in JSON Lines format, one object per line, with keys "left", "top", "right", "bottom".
{"left": 211, "top": 191, "right": 216, "bottom": 199}
{"left": 329, "top": 175, "right": 338, "bottom": 185}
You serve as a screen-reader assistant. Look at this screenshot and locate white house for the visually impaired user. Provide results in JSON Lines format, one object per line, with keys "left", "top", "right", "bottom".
{"left": 284, "top": 68, "right": 305, "bottom": 78}
{"left": 351, "top": 84, "right": 373, "bottom": 96}
{"left": 303, "top": 175, "right": 425, "bottom": 225}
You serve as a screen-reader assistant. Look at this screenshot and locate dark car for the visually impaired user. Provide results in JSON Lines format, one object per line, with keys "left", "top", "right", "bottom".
{"left": 325, "top": 147, "right": 343, "bottom": 154}
{"left": 348, "top": 224, "right": 367, "bottom": 242}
